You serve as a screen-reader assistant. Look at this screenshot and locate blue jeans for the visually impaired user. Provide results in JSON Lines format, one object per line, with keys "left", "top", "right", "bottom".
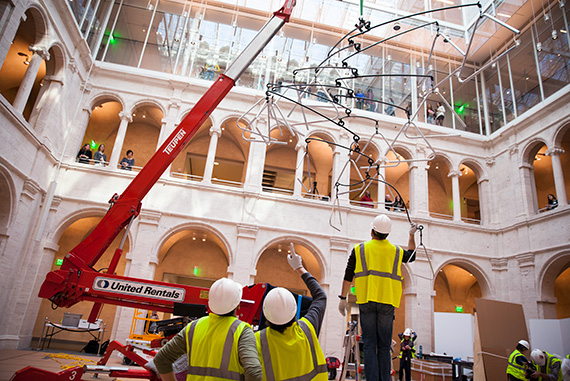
{"left": 359, "top": 302, "right": 395, "bottom": 381}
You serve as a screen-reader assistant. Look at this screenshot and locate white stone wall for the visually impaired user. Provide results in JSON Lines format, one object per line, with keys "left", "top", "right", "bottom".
{"left": 0, "top": 0, "right": 569, "bottom": 363}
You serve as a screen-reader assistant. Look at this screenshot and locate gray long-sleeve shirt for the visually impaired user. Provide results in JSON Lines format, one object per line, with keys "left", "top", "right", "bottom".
{"left": 299, "top": 272, "right": 327, "bottom": 335}
{"left": 153, "top": 316, "right": 262, "bottom": 381}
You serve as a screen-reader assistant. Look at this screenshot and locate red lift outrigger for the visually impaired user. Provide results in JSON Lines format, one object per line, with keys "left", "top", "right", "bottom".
{"left": 11, "top": 1, "right": 296, "bottom": 380}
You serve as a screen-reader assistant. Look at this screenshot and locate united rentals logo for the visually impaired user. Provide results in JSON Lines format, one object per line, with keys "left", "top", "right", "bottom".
{"left": 93, "top": 277, "right": 185, "bottom": 302}
{"left": 162, "top": 129, "right": 186, "bottom": 155}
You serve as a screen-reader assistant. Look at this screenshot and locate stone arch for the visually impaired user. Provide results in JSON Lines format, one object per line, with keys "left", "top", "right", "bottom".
{"left": 458, "top": 158, "right": 486, "bottom": 179}
{"left": 306, "top": 129, "right": 338, "bottom": 147}
{"left": 255, "top": 235, "right": 327, "bottom": 283}
{"left": 46, "top": 206, "right": 112, "bottom": 245}
{"left": 129, "top": 98, "right": 167, "bottom": 118}
{"left": 537, "top": 250, "right": 570, "bottom": 319}
{"left": 23, "top": 4, "right": 49, "bottom": 45}
{"left": 521, "top": 138, "right": 548, "bottom": 165}
{"left": 45, "top": 41, "right": 66, "bottom": 78}
{"left": 89, "top": 92, "right": 126, "bottom": 112}
{"left": 170, "top": 116, "right": 213, "bottom": 178}
{"left": 154, "top": 222, "right": 233, "bottom": 266}
{"left": 434, "top": 258, "right": 492, "bottom": 298}
{"left": 392, "top": 145, "right": 414, "bottom": 161}
{"left": 552, "top": 120, "right": 570, "bottom": 148}
{"left": 0, "top": 165, "right": 17, "bottom": 230}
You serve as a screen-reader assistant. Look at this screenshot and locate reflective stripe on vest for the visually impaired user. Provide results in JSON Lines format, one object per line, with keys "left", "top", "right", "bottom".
{"left": 506, "top": 350, "right": 526, "bottom": 380}
{"left": 186, "top": 318, "right": 244, "bottom": 381}
{"left": 259, "top": 320, "right": 327, "bottom": 381}
{"left": 354, "top": 243, "right": 402, "bottom": 281}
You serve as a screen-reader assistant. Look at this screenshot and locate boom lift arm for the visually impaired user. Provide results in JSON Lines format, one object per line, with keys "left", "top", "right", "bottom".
{"left": 38, "top": 0, "right": 296, "bottom": 321}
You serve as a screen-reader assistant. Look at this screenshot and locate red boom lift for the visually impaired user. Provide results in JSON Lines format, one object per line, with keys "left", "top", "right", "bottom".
{"left": 11, "top": 1, "right": 296, "bottom": 380}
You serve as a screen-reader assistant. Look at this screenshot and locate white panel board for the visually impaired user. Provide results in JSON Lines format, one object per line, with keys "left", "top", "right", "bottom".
{"left": 560, "top": 318, "right": 570, "bottom": 356}
{"left": 529, "top": 319, "right": 570, "bottom": 356}
{"left": 434, "top": 312, "right": 474, "bottom": 360}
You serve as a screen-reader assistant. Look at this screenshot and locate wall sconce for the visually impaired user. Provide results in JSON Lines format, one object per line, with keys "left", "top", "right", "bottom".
{"left": 277, "top": 245, "right": 282, "bottom": 253}
{"left": 18, "top": 52, "right": 29, "bottom": 65}
{"left": 192, "top": 232, "right": 197, "bottom": 240}
{"left": 202, "top": 234, "right": 207, "bottom": 242}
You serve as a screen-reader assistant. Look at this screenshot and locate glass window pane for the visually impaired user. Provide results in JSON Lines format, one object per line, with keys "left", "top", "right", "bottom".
{"left": 509, "top": 28, "right": 541, "bottom": 116}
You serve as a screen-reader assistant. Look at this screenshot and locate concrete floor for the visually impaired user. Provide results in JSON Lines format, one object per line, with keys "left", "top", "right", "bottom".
{"left": 0, "top": 348, "right": 152, "bottom": 381}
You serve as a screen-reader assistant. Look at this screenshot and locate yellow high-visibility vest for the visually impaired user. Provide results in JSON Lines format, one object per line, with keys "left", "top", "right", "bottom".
{"left": 354, "top": 239, "right": 403, "bottom": 308}
{"left": 185, "top": 313, "right": 249, "bottom": 381}
{"left": 534, "top": 351, "right": 563, "bottom": 381}
{"left": 506, "top": 349, "right": 527, "bottom": 380}
{"left": 256, "top": 318, "right": 327, "bottom": 381}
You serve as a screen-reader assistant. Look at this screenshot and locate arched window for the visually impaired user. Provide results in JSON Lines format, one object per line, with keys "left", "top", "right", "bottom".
{"left": 427, "top": 156, "right": 453, "bottom": 219}
{"left": 434, "top": 264, "right": 482, "bottom": 314}
{"left": 212, "top": 118, "right": 251, "bottom": 186}
{"left": 349, "top": 143, "right": 378, "bottom": 208}
{"left": 303, "top": 133, "right": 334, "bottom": 200}
{"left": 123, "top": 105, "right": 164, "bottom": 170}
{"left": 79, "top": 100, "right": 122, "bottom": 166}
{"left": 458, "top": 163, "right": 481, "bottom": 224}
{"left": 170, "top": 118, "right": 212, "bottom": 181}
{"left": 385, "top": 148, "right": 411, "bottom": 213}
{"left": 263, "top": 127, "right": 297, "bottom": 195}
{"left": 528, "top": 143, "right": 556, "bottom": 213}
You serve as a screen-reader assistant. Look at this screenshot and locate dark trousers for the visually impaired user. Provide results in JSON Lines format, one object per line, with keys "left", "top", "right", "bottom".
{"left": 399, "top": 356, "right": 411, "bottom": 381}
{"left": 359, "top": 302, "right": 395, "bottom": 381}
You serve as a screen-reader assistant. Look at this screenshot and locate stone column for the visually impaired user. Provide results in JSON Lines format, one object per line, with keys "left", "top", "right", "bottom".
{"left": 294, "top": 140, "right": 306, "bottom": 197}
{"left": 13, "top": 46, "right": 50, "bottom": 113}
{"left": 490, "top": 258, "right": 508, "bottom": 301}
{"left": 202, "top": 125, "right": 221, "bottom": 184}
{"left": 159, "top": 100, "right": 181, "bottom": 177}
{"left": 516, "top": 253, "right": 538, "bottom": 320}
{"left": 477, "top": 177, "right": 490, "bottom": 226}
{"left": 243, "top": 134, "right": 266, "bottom": 194}
{"left": 448, "top": 170, "right": 462, "bottom": 221}
{"left": 377, "top": 166, "right": 386, "bottom": 209}
{"left": 410, "top": 149, "right": 429, "bottom": 217}
{"left": 519, "top": 162, "right": 536, "bottom": 215}
{"left": 29, "top": 75, "right": 65, "bottom": 136}
{"left": 112, "top": 211, "right": 162, "bottom": 342}
{"left": 327, "top": 237, "right": 352, "bottom": 359}
{"left": 228, "top": 224, "right": 259, "bottom": 286}
{"left": 109, "top": 111, "right": 132, "bottom": 169}
{"left": 546, "top": 147, "right": 567, "bottom": 206}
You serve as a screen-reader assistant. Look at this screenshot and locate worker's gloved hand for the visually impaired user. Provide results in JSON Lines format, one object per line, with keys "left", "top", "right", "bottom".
{"left": 338, "top": 298, "right": 348, "bottom": 316}
{"left": 409, "top": 223, "right": 418, "bottom": 235}
{"left": 287, "top": 243, "right": 303, "bottom": 270}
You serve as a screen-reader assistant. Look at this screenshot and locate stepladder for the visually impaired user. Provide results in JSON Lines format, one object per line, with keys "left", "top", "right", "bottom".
{"left": 339, "top": 320, "right": 364, "bottom": 380}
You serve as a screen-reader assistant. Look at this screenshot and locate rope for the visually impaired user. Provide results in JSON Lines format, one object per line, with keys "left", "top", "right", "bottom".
{"left": 45, "top": 353, "right": 98, "bottom": 370}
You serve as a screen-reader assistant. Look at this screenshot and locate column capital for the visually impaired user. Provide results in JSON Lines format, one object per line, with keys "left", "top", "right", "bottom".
{"left": 138, "top": 210, "right": 162, "bottom": 225}
{"left": 237, "top": 223, "right": 258, "bottom": 238}
{"left": 477, "top": 176, "right": 489, "bottom": 184}
{"left": 519, "top": 162, "right": 533, "bottom": 170}
{"left": 119, "top": 111, "right": 133, "bottom": 122}
{"left": 415, "top": 143, "right": 426, "bottom": 155}
{"left": 169, "top": 99, "right": 182, "bottom": 109}
{"left": 68, "top": 58, "right": 78, "bottom": 74}
{"left": 330, "top": 237, "right": 351, "bottom": 252}
{"left": 295, "top": 139, "right": 307, "bottom": 151}
{"left": 545, "top": 147, "right": 565, "bottom": 156}
{"left": 30, "top": 45, "right": 50, "bottom": 60}
{"left": 447, "top": 169, "right": 462, "bottom": 178}
{"left": 516, "top": 253, "right": 534, "bottom": 269}
{"left": 490, "top": 258, "right": 508, "bottom": 271}
{"left": 21, "top": 179, "right": 42, "bottom": 200}
{"left": 485, "top": 157, "right": 495, "bottom": 166}
{"left": 509, "top": 144, "right": 519, "bottom": 156}
{"left": 80, "top": 82, "right": 92, "bottom": 93}
{"left": 210, "top": 125, "right": 222, "bottom": 136}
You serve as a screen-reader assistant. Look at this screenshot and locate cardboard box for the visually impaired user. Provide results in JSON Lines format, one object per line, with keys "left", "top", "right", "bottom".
{"left": 411, "top": 358, "right": 453, "bottom": 381}
{"left": 61, "top": 312, "right": 82, "bottom": 327}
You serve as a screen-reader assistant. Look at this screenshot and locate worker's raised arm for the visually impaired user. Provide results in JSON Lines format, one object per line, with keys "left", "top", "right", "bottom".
{"left": 288, "top": 243, "right": 327, "bottom": 336}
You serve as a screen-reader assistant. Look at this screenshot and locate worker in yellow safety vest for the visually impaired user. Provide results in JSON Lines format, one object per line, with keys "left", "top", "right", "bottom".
{"left": 506, "top": 339, "right": 532, "bottom": 380}
{"left": 256, "top": 243, "right": 328, "bottom": 381}
{"left": 151, "top": 277, "right": 262, "bottom": 381}
{"left": 561, "top": 355, "right": 569, "bottom": 381}
{"left": 531, "top": 349, "right": 564, "bottom": 381}
{"left": 338, "top": 214, "right": 417, "bottom": 381}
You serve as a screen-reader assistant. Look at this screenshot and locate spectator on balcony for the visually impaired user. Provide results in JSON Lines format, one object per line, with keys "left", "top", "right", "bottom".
{"left": 361, "top": 191, "right": 374, "bottom": 208}
{"left": 120, "top": 150, "right": 135, "bottom": 171}
{"left": 546, "top": 193, "right": 558, "bottom": 210}
{"left": 436, "top": 102, "right": 445, "bottom": 126}
{"left": 393, "top": 196, "right": 405, "bottom": 212}
{"left": 76, "top": 143, "right": 92, "bottom": 164}
{"left": 385, "top": 194, "right": 393, "bottom": 211}
{"left": 385, "top": 98, "right": 396, "bottom": 116}
{"left": 94, "top": 144, "right": 107, "bottom": 166}
{"left": 427, "top": 103, "right": 435, "bottom": 124}
{"left": 355, "top": 88, "right": 365, "bottom": 109}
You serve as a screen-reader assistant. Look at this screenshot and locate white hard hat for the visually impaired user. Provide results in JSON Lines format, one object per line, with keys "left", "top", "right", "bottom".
{"left": 208, "top": 278, "right": 243, "bottom": 315}
{"left": 531, "top": 349, "right": 546, "bottom": 366}
{"left": 371, "top": 214, "right": 392, "bottom": 234}
{"left": 404, "top": 328, "right": 412, "bottom": 336}
{"left": 518, "top": 340, "right": 529, "bottom": 350}
{"left": 263, "top": 287, "right": 297, "bottom": 325}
